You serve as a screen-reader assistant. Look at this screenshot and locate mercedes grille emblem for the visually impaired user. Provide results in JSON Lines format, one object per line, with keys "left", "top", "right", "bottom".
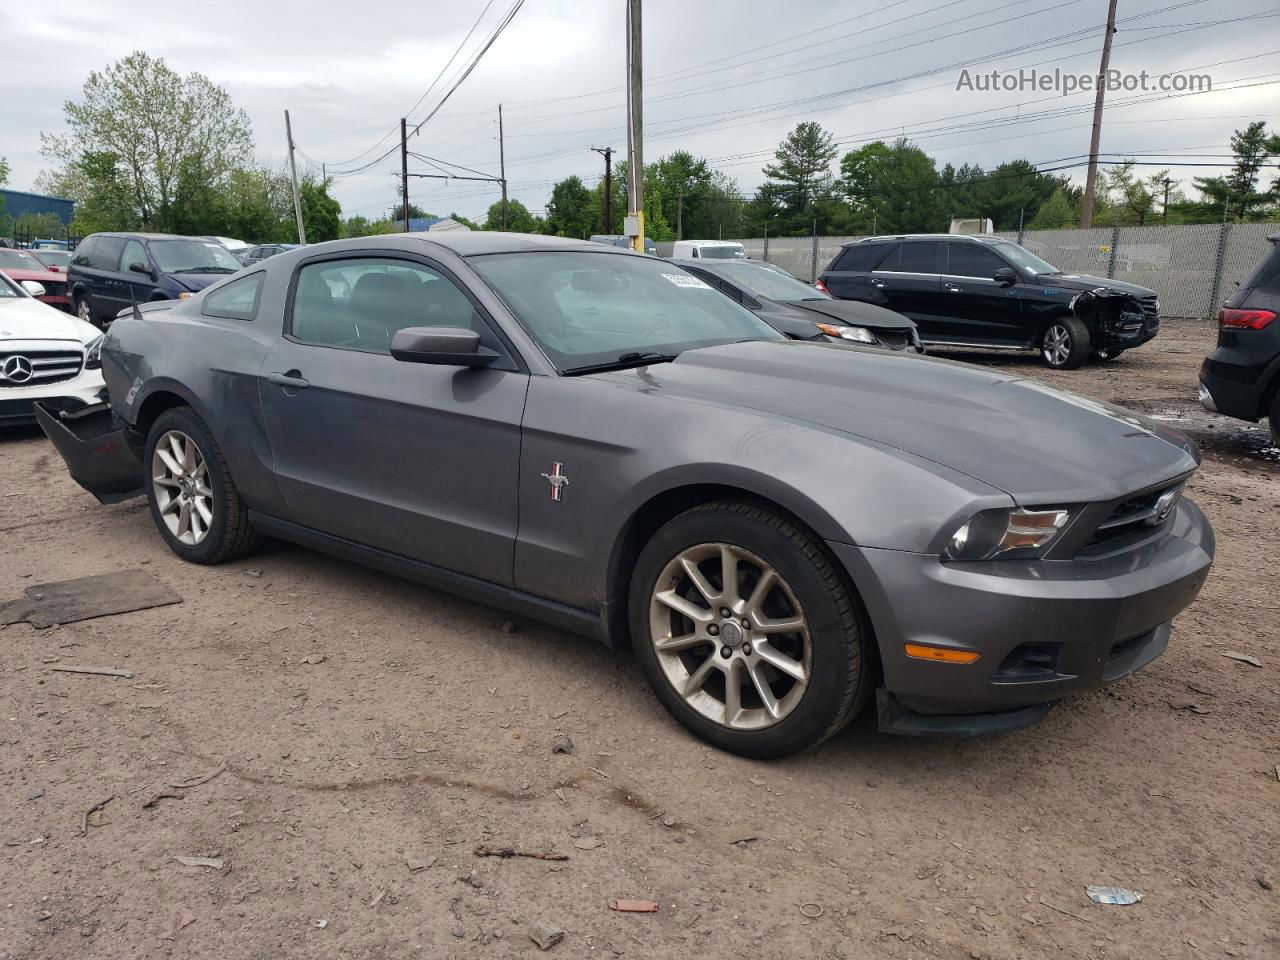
{"left": 1, "top": 355, "right": 34, "bottom": 384}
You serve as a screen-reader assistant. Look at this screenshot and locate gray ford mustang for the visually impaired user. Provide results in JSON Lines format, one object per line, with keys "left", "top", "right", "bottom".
{"left": 36, "top": 232, "right": 1215, "bottom": 758}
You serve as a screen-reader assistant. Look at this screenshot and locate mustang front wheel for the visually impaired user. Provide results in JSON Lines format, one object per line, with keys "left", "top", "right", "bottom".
{"left": 630, "top": 500, "right": 869, "bottom": 758}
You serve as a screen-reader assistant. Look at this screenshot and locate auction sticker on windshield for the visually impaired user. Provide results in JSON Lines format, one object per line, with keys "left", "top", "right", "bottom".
{"left": 662, "top": 273, "right": 713, "bottom": 289}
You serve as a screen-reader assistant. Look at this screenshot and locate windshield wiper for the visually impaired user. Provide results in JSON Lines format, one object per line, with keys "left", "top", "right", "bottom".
{"left": 170, "top": 266, "right": 236, "bottom": 274}
{"left": 561, "top": 351, "right": 680, "bottom": 376}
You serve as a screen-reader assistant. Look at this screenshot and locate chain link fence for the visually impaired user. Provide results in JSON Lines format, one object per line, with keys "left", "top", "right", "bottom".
{"left": 732, "top": 222, "right": 1279, "bottom": 319}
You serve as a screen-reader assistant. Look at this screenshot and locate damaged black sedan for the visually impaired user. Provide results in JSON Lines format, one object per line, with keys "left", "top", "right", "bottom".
{"left": 819, "top": 234, "right": 1159, "bottom": 368}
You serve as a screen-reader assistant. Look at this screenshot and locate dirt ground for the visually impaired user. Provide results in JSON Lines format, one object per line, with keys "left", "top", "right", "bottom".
{"left": 1, "top": 317, "right": 1276, "bottom": 960}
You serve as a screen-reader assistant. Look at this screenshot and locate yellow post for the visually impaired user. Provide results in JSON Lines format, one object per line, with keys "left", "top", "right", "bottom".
{"left": 632, "top": 211, "right": 645, "bottom": 253}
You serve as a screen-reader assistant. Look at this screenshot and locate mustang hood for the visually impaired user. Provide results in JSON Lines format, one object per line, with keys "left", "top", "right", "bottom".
{"left": 771, "top": 298, "right": 915, "bottom": 330}
{"left": 609, "top": 340, "right": 1196, "bottom": 503}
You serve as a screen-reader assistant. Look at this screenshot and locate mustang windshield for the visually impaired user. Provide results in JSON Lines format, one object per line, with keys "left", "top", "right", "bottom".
{"left": 470, "top": 251, "right": 782, "bottom": 371}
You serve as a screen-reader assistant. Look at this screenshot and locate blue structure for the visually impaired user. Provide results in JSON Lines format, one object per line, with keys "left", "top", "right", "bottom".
{"left": 0, "top": 189, "right": 75, "bottom": 225}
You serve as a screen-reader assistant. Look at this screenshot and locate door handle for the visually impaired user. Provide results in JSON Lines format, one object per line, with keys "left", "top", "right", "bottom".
{"left": 945, "top": 282, "right": 962, "bottom": 292}
{"left": 869, "top": 278, "right": 886, "bottom": 288}
{"left": 267, "top": 371, "right": 310, "bottom": 390}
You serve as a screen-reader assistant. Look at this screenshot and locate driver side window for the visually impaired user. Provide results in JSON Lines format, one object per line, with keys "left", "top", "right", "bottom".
{"left": 121, "top": 240, "right": 148, "bottom": 274}
{"left": 290, "top": 257, "right": 481, "bottom": 353}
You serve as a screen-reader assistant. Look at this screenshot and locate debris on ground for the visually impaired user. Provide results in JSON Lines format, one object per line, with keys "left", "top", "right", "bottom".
{"left": 407, "top": 855, "right": 438, "bottom": 872}
{"left": 474, "top": 844, "right": 569, "bottom": 861}
{"left": 609, "top": 899, "right": 659, "bottom": 913}
{"left": 573, "top": 837, "right": 605, "bottom": 850}
{"left": 81, "top": 795, "right": 114, "bottom": 836}
{"left": 313, "top": 919, "right": 328, "bottom": 929}
{"left": 142, "top": 791, "right": 184, "bottom": 809}
{"left": 730, "top": 836, "right": 758, "bottom": 846}
{"left": 0, "top": 570, "right": 181, "bottom": 628}
{"left": 1085, "top": 885, "right": 1143, "bottom": 905}
{"left": 528, "top": 919, "right": 564, "bottom": 950}
{"left": 1220, "top": 651, "right": 1262, "bottom": 667}
{"left": 1258, "top": 873, "right": 1274, "bottom": 891}
{"left": 166, "top": 762, "right": 226, "bottom": 789}
{"left": 26, "top": 788, "right": 44, "bottom": 801}
{"left": 457, "top": 869, "right": 484, "bottom": 888}
{"left": 174, "top": 855, "right": 224, "bottom": 869}
{"left": 301, "top": 653, "right": 326, "bottom": 665}
{"left": 370, "top": 889, "right": 387, "bottom": 908}
{"left": 551, "top": 734, "right": 574, "bottom": 755}
{"left": 799, "top": 902, "right": 824, "bottom": 918}
{"left": 51, "top": 665, "right": 136, "bottom": 679}
{"left": 1166, "top": 698, "right": 1211, "bottom": 714}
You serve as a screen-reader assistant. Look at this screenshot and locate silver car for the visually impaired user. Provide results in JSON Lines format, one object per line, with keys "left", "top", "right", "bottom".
{"left": 37, "top": 233, "right": 1214, "bottom": 758}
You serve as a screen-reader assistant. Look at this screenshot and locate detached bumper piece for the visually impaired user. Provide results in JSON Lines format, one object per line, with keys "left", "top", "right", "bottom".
{"left": 34, "top": 400, "right": 144, "bottom": 504}
{"left": 876, "top": 689, "right": 1052, "bottom": 736}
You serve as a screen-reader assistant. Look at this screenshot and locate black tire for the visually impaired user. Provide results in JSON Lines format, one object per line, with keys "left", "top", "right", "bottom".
{"left": 144, "top": 406, "right": 262, "bottom": 564}
{"left": 1040, "top": 316, "right": 1090, "bottom": 369}
{"left": 1091, "top": 347, "right": 1125, "bottom": 361}
{"left": 1270, "top": 392, "right": 1280, "bottom": 448}
{"left": 628, "top": 500, "right": 870, "bottom": 759}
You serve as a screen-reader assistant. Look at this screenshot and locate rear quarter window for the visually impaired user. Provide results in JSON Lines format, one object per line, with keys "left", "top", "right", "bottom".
{"left": 832, "top": 243, "right": 895, "bottom": 272}
{"left": 91, "top": 237, "right": 126, "bottom": 271}
{"left": 201, "top": 272, "right": 265, "bottom": 321}
{"left": 1236, "top": 241, "right": 1280, "bottom": 299}
{"left": 71, "top": 237, "right": 97, "bottom": 267}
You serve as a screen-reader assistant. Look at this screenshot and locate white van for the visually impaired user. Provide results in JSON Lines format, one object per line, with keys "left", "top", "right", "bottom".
{"left": 671, "top": 240, "right": 746, "bottom": 260}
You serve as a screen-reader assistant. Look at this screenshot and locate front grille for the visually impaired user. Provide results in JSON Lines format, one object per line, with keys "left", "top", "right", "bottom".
{"left": 0, "top": 348, "right": 84, "bottom": 388}
{"left": 874, "top": 329, "right": 914, "bottom": 350}
{"left": 1085, "top": 481, "right": 1184, "bottom": 549}
{"left": 1139, "top": 294, "right": 1158, "bottom": 320}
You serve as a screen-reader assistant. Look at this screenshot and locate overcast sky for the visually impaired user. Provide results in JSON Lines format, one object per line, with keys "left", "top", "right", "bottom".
{"left": 2, "top": 0, "right": 1277, "bottom": 226}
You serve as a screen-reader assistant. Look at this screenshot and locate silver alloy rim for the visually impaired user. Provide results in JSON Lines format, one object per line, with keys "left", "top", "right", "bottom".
{"left": 649, "top": 542, "right": 811, "bottom": 731}
{"left": 152, "top": 430, "right": 214, "bottom": 546}
{"left": 1043, "top": 324, "right": 1071, "bottom": 366}
{"left": 77, "top": 300, "right": 92, "bottom": 323}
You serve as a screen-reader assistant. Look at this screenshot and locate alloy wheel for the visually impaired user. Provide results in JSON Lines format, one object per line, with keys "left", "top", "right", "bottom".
{"left": 77, "top": 299, "right": 92, "bottom": 324}
{"left": 151, "top": 430, "right": 214, "bottom": 546}
{"left": 649, "top": 542, "right": 811, "bottom": 731}
{"left": 1042, "top": 323, "right": 1071, "bottom": 366}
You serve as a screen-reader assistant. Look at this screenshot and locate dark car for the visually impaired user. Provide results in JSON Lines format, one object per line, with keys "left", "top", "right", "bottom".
{"left": 35, "top": 233, "right": 1213, "bottom": 758}
{"left": 819, "top": 234, "right": 1160, "bottom": 369}
{"left": 68, "top": 233, "right": 244, "bottom": 327}
{"left": 674, "top": 257, "right": 921, "bottom": 352}
{"left": 1199, "top": 233, "right": 1280, "bottom": 444}
{"left": 242, "top": 243, "right": 303, "bottom": 266}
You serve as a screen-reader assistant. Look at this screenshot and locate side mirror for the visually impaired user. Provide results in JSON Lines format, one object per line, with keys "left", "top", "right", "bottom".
{"left": 390, "top": 326, "right": 498, "bottom": 367}
{"left": 128, "top": 261, "right": 152, "bottom": 276}
{"left": 993, "top": 267, "right": 1017, "bottom": 286}
{"left": 20, "top": 280, "right": 47, "bottom": 298}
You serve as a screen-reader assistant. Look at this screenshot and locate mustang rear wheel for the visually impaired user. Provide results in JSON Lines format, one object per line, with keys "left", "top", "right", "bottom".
{"left": 1041, "top": 317, "right": 1090, "bottom": 369}
{"left": 144, "top": 407, "right": 262, "bottom": 564}
{"left": 630, "top": 500, "right": 869, "bottom": 758}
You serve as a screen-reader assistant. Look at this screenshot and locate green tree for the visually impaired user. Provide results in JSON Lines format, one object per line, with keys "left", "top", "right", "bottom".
{"left": 483, "top": 198, "right": 540, "bottom": 232}
{"left": 1186, "top": 122, "right": 1280, "bottom": 221}
{"left": 761, "top": 122, "right": 838, "bottom": 227}
{"left": 15, "top": 212, "right": 66, "bottom": 239}
{"left": 545, "top": 175, "right": 594, "bottom": 238}
{"left": 1027, "top": 186, "right": 1078, "bottom": 229}
{"left": 1097, "top": 162, "right": 1169, "bottom": 226}
{"left": 386, "top": 202, "right": 433, "bottom": 223}
{"left": 41, "top": 51, "right": 252, "bottom": 230}
{"left": 0, "top": 156, "right": 9, "bottom": 185}
{"left": 296, "top": 177, "right": 341, "bottom": 242}
{"left": 839, "top": 139, "right": 943, "bottom": 233}
{"left": 341, "top": 215, "right": 396, "bottom": 238}
{"left": 964, "top": 160, "right": 1072, "bottom": 231}
{"left": 0, "top": 155, "right": 10, "bottom": 234}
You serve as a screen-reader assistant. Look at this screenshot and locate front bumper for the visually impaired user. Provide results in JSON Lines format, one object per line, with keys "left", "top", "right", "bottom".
{"left": 829, "top": 497, "right": 1214, "bottom": 731}
{"left": 0, "top": 370, "right": 106, "bottom": 426}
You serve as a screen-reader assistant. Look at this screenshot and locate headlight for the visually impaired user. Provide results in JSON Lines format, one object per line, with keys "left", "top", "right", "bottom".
{"left": 943, "top": 507, "right": 1071, "bottom": 561}
{"left": 177, "top": 291, "right": 193, "bottom": 299}
{"left": 84, "top": 334, "right": 104, "bottom": 370}
{"left": 813, "top": 322, "right": 876, "bottom": 344}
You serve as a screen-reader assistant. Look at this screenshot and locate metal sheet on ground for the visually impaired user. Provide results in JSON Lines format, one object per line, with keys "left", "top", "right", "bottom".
{"left": 0, "top": 570, "right": 182, "bottom": 628}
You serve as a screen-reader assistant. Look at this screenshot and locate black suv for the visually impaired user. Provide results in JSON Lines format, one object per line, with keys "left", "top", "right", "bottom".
{"left": 1199, "top": 233, "right": 1280, "bottom": 444}
{"left": 68, "top": 233, "right": 243, "bottom": 327}
{"left": 819, "top": 234, "right": 1160, "bottom": 368}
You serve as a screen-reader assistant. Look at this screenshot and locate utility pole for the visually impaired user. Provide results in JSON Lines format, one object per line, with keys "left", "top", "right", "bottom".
{"left": 498, "top": 104, "right": 508, "bottom": 230}
{"left": 284, "top": 110, "right": 307, "bottom": 244}
{"left": 676, "top": 190, "right": 683, "bottom": 240}
{"left": 1079, "top": 0, "right": 1118, "bottom": 229}
{"left": 1161, "top": 177, "right": 1173, "bottom": 222}
{"left": 625, "top": 0, "right": 644, "bottom": 252}
{"left": 592, "top": 147, "right": 614, "bottom": 233}
{"left": 400, "top": 117, "right": 410, "bottom": 232}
